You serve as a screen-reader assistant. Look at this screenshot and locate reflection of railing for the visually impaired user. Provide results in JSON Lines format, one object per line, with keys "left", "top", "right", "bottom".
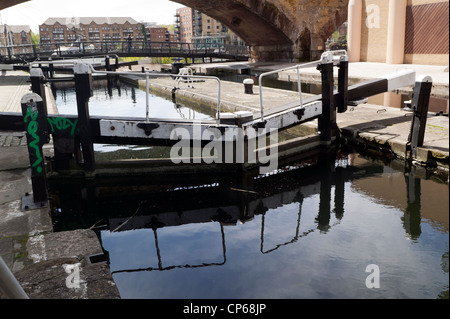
{"left": 259, "top": 197, "right": 311, "bottom": 254}
{"left": 110, "top": 223, "right": 227, "bottom": 274}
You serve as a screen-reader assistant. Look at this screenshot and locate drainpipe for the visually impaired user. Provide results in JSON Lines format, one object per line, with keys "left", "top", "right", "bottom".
{"left": 0, "top": 257, "right": 29, "bottom": 299}
{"left": 347, "top": 0, "right": 362, "bottom": 62}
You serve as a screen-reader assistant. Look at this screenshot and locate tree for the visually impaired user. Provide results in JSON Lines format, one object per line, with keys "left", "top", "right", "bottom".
{"left": 30, "top": 31, "right": 39, "bottom": 44}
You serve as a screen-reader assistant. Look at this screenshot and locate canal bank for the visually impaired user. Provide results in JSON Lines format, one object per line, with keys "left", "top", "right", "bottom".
{"left": 0, "top": 71, "right": 120, "bottom": 299}
{"left": 0, "top": 136, "right": 120, "bottom": 299}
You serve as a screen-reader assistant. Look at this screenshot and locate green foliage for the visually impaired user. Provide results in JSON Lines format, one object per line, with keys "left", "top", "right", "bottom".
{"left": 31, "top": 31, "right": 40, "bottom": 45}
{"left": 118, "top": 57, "right": 146, "bottom": 62}
{"left": 331, "top": 31, "right": 340, "bottom": 42}
{"left": 159, "top": 24, "right": 176, "bottom": 31}
{"left": 151, "top": 57, "right": 174, "bottom": 64}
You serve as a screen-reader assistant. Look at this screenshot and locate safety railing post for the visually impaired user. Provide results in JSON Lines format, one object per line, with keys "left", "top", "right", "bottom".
{"left": 296, "top": 66, "right": 303, "bottom": 107}
{"left": 146, "top": 72, "right": 150, "bottom": 122}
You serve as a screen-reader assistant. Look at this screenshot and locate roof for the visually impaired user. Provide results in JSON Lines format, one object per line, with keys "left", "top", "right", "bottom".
{"left": 0, "top": 25, "right": 31, "bottom": 33}
{"left": 40, "top": 17, "right": 140, "bottom": 27}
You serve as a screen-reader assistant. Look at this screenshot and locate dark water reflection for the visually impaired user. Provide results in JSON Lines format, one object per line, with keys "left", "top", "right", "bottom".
{"left": 50, "top": 153, "right": 449, "bottom": 299}
{"left": 50, "top": 78, "right": 448, "bottom": 299}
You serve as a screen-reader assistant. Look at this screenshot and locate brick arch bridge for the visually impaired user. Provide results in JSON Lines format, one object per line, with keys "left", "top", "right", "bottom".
{"left": 174, "top": 0, "right": 349, "bottom": 62}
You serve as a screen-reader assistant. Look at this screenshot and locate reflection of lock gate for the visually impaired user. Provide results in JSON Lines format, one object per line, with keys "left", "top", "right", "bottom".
{"left": 0, "top": 153, "right": 426, "bottom": 296}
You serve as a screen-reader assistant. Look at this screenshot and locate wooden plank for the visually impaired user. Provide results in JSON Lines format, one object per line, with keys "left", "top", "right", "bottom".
{"left": 99, "top": 119, "right": 240, "bottom": 142}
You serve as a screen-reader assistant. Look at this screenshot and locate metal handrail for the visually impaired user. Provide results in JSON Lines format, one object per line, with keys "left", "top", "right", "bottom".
{"left": 29, "top": 55, "right": 116, "bottom": 67}
{"left": 257, "top": 50, "right": 348, "bottom": 122}
{"left": 86, "top": 65, "right": 222, "bottom": 124}
{"left": 258, "top": 60, "right": 320, "bottom": 122}
{"left": 28, "top": 59, "right": 222, "bottom": 124}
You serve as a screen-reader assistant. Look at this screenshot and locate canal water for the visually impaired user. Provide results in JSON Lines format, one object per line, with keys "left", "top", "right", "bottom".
{"left": 50, "top": 78, "right": 449, "bottom": 299}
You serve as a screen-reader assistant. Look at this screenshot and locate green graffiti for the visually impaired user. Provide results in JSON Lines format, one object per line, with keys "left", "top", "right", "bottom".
{"left": 24, "top": 105, "right": 43, "bottom": 174}
{"left": 47, "top": 117, "right": 78, "bottom": 136}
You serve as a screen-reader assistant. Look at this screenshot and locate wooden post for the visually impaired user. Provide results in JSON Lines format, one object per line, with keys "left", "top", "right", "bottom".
{"left": 21, "top": 93, "right": 48, "bottom": 207}
{"left": 317, "top": 54, "right": 336, "bottom": 144}
{"left": 105, "top": 56, "right": 111, "bottom": 71}
{"left": 48, "top": 62, "right": 54, "bottom": 79}
{"left": 408, "top": 76, "right": 433, "bottom": 158}
{"left": 74, "top": 62, "right": 95, "bottom": 173}
{"left": 337, "top": 55, "right": 348, "bottom": 113}
{"left": 7, "top": 47, "right": 12, "bottom": 63}
{"left": 29, "top": 68, "right": 48, "bottom": 120}
{"left": 32, "top": 44, "right": 37, "bottom": 60}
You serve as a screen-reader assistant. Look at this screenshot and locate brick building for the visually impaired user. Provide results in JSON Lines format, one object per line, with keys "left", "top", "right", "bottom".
{"left": 145, "top": 26, "right": 177, "bottom": 43}
{"left": 39, "top": 17, "right": 143, "bottom": 44}
{"left": 175, "top": 7, "right": 194, "bottom": 43}
{"left": 0, "top": 24, "right": 32, "bottom": 46}
{"left": 174, "top": 7, "right": 244, "bottom": 46}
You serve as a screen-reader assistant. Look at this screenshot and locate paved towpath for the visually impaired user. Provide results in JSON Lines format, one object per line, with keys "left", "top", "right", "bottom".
{"left": 0, "top": 70, "right": 58, "bottom": 114}
{"left": 188, "top": 61, "right": 449, "bottom": 100}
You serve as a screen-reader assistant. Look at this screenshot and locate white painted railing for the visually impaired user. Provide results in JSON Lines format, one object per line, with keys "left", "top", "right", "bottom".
{"left": 257, "top": 50, "right": 348, "bottom": 122}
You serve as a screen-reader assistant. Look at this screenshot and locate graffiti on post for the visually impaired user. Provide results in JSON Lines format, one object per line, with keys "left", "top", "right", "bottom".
{"left": 24, "top": 101, "right": 43, "bottom": 174}
{"left": 47, "top": 117, "right": 79, "bottom": 136}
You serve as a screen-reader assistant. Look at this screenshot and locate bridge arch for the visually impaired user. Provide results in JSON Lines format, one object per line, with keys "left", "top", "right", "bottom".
{"left": 174, "top": 0, "right": 349, "bottom": 62}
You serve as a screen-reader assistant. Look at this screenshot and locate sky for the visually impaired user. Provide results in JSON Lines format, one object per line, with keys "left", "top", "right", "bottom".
{"left": 0, "top": 0, "right": 185, "bottom": 32}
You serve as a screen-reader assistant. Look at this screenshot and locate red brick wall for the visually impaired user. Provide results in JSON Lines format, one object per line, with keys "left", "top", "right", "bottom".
{"left": 405, "top": 2, "right": 449, "bottom": 54}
